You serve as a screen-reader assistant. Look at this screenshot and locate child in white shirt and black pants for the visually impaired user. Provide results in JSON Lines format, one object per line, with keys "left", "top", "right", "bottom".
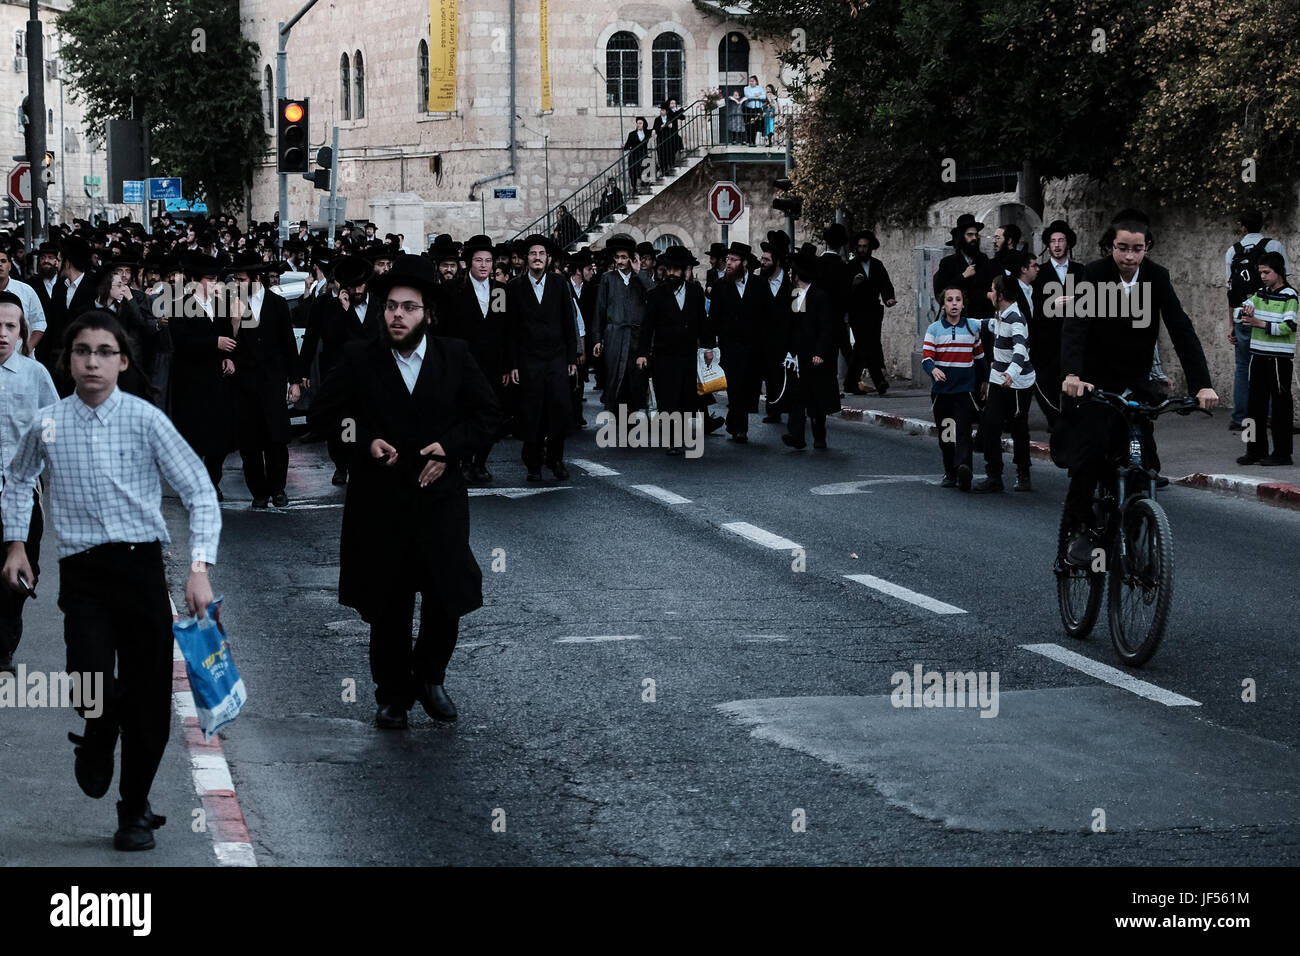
{"left": 974, "top": 274, "right": 1036, "bottom": 493}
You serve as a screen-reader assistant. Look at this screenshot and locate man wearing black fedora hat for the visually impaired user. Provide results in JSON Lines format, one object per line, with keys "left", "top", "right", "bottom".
{"left": 593, "top": 235, "right": 652, "bottom": 415}
{"left": 315, "top": 253, "right": 501, "bottom": 728}
{"left": 227, "top": 253, "right": 301, "bottom": 508}
{"left": 710, "top": 241, "right": 773, "bottom": 442}
{"left": 846, "top": 229, "right": 897, "bottom": 396}
{"left": 170, "top": 252, "right": 236, "bottom": 498}
{"left": 507, "top": 234, "right": 579, "bottom": 480}
{"left": 298, "top": 254, "right": 377, "bottom": 485}
{"left": 440, "top": 234, "right": 510, "bottom": 482}
{"left": 430, "top": 235, "right": 462, "bottom": 284}
{"left": 758, "top": 231, "right": 793, "bottom": 422}
{"left": 38, "top": 235, "right": 101, "bottom": 392}
{"left": 1031, "top": 219, "right": 1084, "bottom": 425}
{"left": 933, "top": 213, "right": 994, "bottom": 319}
{"left": 782, "top": 246, "right": 841, "bottom": 449}
{"left": 705, "top": 242, "right": 728, "bottom": 299}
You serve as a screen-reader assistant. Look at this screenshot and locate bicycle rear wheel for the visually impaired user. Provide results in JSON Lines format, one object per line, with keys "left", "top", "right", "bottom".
{"left": 1055, "top": 504, "right": 1103, "bottom": 639}
{"left": 1107, "top": 497, "right": 1174, "bottom": 666}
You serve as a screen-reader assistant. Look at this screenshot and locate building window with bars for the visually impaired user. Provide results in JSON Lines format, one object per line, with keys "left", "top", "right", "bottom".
{"left": 606, "top": 32, "right": 639, "bottom": 107}
{"left": 651, "top": 33, "right": 684, "bottom": 107}
{"left": 354, "top": 51, "right": 365, "bottom": 119}
{"left": 418, "top": 40, "right": 429, "bottom": 113}
{"left": 340, "top": 54, "right": 351, "bottom": 120}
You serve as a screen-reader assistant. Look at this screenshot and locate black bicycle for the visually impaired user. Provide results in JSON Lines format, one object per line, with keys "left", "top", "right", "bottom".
{"left": 1054, "top": 390, "right": 1211, "bottom": 666}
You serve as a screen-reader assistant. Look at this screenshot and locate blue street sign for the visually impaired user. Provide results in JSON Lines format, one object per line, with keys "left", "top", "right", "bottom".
{"left": 123, "top": 180, "right": 145, "bottom": 204}
{"left": 148, "top": 177, "right": 182, "bottom": 200}
{"left": 493, "top": 187, "right": 517, "bottom": 199}
{"left": 165, "top": 197, "right": 207, "bottom": 213}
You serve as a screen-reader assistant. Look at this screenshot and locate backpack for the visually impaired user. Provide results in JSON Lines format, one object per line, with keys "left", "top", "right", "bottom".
{"left": 1229, "top": 237, "right": 1272, "bottom": 307}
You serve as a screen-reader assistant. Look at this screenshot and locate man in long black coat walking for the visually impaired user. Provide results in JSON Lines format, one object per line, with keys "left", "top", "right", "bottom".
{"left": 317, "top": 255, "right": 501, "bottom": 728}
{"left": 709, "top": 241, "right": 772, "bottom": 442}
{"left": 228, "top": 253, "right": 301, "bottom": 508}
{"left": 783, "top": 246, "right": 841, "bottom": 449}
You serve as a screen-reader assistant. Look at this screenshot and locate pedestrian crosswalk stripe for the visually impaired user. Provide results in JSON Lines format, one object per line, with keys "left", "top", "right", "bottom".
{"left": 1020, "top": 643, "right": 1201, "bottom": 706}
{"left": 722, "top": 521, "right": 801, "bottom": 551}
{"left": 569, "top": 458, "right": 620, "bottom": 476}
{"left": 556, "top": 635, "right": 644, "bottom": 643}
{"left": 630, "top": 484, "right": 691, "bottom": 505}
{"left": 844, "top": 574, "right": 967, "bottom": 615}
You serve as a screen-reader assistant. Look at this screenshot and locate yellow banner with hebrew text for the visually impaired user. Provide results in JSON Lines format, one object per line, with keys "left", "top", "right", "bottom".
{"left": 540, "top": 0, "right": 552, "bottom": 112}
{"left": 429, "top": 0, "right": 457, "bottom": 112}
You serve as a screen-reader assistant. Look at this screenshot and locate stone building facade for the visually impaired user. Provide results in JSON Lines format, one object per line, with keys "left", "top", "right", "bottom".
{"left": 1, "top": 0, "right": 112, "bottom": 227}
{"left": 238, "top": 0, "right": 790, "bottom": 241}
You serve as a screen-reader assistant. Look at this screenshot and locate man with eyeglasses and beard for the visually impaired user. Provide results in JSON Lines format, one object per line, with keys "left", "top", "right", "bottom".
{"left": 933, "top": 214, "right": 995, "bottom": 320}
{"left": 315, "top": 255, "right": 501, "bottom": 729}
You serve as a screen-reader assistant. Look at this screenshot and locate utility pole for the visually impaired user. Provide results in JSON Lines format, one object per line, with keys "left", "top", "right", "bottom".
{"left": 326, "top": 125, "right": 340, "bottom": 245}
{"left": 25, "top": 0, "right": 48, "bottom": 244}
{"left": 277, "top": 0, "right": 325, "bottom": 246}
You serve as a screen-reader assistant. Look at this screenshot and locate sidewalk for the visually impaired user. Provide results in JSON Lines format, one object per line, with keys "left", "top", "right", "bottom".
{"left": 0, "top": 544, "right": 221, "bottom": 866}
{"left": 835, "top": 385, "right": 1300, "bottom": 510}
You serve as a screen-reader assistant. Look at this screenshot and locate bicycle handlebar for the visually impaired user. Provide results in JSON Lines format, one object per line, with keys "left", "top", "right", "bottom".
{"left": 1085, "top": 389, "right": 1211, "bottom": 419}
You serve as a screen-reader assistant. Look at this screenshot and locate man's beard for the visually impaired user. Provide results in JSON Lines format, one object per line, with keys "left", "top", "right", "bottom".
{"left": 663, "top": 274, "right": 685, "bottom": 291}
{"left": 38, "top": 263, "right": 56, "bottom": 278}
{"left": 963, "top": 238, "right": 981, "bottom": 258}
{"left": 759, "top": 261, "right": 776, "bottom": 278}
{"left": 382, "top": 316, "right": 430, "bottom": 352}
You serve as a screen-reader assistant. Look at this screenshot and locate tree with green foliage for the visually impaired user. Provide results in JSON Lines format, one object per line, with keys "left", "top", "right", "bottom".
{"left": 732, "top": 0, "right": 1298, "bottom": 224}
{"left": 58, "top": 0, "right": 268, "bottom": 213}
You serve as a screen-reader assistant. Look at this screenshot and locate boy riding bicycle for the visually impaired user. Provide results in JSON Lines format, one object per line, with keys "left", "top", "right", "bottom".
{"left": 1057, "top": 210, "right": 1218, "bottom": 567}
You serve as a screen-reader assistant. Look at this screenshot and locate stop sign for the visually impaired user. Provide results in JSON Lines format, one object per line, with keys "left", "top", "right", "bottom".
{"left": 708, "top": 181, "right": 743, "bottom": 225}
{"left": 8, "top": 164, "right": 31, "bottom": 208}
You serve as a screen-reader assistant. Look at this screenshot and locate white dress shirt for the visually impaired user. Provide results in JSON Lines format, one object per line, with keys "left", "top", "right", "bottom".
{"left": 1050, "top": 257, "right": 1070, "bottom": 285}
{"left": 392, "top": 333, "right": 427, "bottom": 394}
{"left": 3, "top": 279, "right": 46, "bottom": 334}
{"left": 0, "top": 350, "right": 58, "bottom": 491}
{"left": 472, "top": 276, "right": 492, "bottom": 317}
{"left": 531, "top": 273, "right": 547, "bottom": 303}
{"left": 768, "top": 269, "right": 784, "bottom": 298}
{"left": 64, "top": 272, "right": 84, "bottom": 309}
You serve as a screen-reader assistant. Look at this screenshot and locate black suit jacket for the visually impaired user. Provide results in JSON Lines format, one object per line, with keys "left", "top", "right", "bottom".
{"left": 1061, "top": 257, "right": 1212, "bottom": 396}
{"left": 231, "top": 289, "right": 299, "bottom": 445}
{"left": 1031, "top": 258, "right": 1086, "bottom": 374}
{"left": 299, "top": 295, "right": 377, "bottom": 380}
{"left": 933, "top": 250, "right": 994, "bottom": 317}
{"left": 847, "top": 256, "right": 895, "bottom": 323}
{"left": 441, "top": 277, "right": 509, "bottom": 380}
{"left": 505, "top": 272, "right": 578, "bottom": 369}
{"left": 710, "top": 273, "right": 774, "bottom": 350}
{"left": 36, "top": 270, "right": 99, "bottom": 371}
{"left": 332, "top": 336, "right": 501, "bottom": 620}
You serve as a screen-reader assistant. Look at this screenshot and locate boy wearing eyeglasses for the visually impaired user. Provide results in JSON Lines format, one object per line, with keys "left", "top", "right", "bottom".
{"left": 2, "top": 310, "right": 221, "bottom": 851}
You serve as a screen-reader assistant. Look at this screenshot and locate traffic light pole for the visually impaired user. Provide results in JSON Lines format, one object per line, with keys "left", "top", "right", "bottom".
{"left": 784, "top": 125, "right": 794, "bottom": 245}
{"left": 277, "top": 0, "right": 324, "bottom": 246}
{"left": 25, "top": 0, "right": 48, "bottom": 245}
{"left": 327, "top": 125, "right": 340, "bottom": 245}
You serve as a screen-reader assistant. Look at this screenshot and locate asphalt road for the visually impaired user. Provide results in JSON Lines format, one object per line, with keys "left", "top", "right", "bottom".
{"left": 165, "top": 398, "right": 1300, "bottom": 865}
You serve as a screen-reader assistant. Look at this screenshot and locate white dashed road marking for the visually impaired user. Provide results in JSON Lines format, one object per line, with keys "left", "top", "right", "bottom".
{"left": 630, "top": 484, "right": 692, "bottom": 505}
{"left": 722, "top": 522, "right": 802, "bottom": 551}
{"left": 843, "top": 574, "right": 967, "bottom": 615}
{"left": 569, "top": 459, "right": 620, "bottom": 477}
{"left": 1020, "top": 643, "right": 1201, "bottom": 707}
{"left": 556, "top": 635, "right": 644, "bottom": 644}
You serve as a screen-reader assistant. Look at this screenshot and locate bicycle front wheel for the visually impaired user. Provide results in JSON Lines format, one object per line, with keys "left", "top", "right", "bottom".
{"left": 1055, "top": 504, "right": 1104, "bottom": 639}
{"left": 1107, "top": 497, "right": 1174, "bottom": 666}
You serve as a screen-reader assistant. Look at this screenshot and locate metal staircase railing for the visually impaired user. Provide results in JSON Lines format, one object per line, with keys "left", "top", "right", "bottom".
{"left": 513, "top": 98, "right": 716, "bottom": 250}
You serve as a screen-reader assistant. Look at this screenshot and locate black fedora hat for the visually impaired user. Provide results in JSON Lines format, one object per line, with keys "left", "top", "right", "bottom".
{"left": 429, "top": 236, "right": 462, "bottom": 261}
{"left": 851, "top": 229, "right": 880, "bottom": 251}
{"left": 180, "top": 250, "right": 222, "bottom": 279}
{"left": 1041, "top": 219, "right": 1078, "bottom": 249}
{"left": 368, "top": 254, "right": 441, "bottom": 308}
{"left": 636, "top": 241, "right": 657, "bottom": 258}
{"left": 790, "top": 245, "right": 821, "bottom": 282}
{"left": 520, "top": 233, "right": 556, "bottom": 257}
{"left": 708, "top": 242, "right": 727, "bottom": 259}
{"left": 946, "top": 213, "right": 984, "bottom": 246}
{"left": 225, "top": 251, "right": 274, "bottom": 275}
{"left": 761, "top": 230, "right": 791, "bottom": 255}
{"left": 726, "top": 241, "right": 752, "bottom": 259}
{"left": 331, "top": 254, "right": 373, "bottom": 287}
{"left": 605, "top": 235, "right": 636, "bottom": 255}
{"left": 658, "top": 245, "right": 698, "bottom": 269}
{"left": 462, "top": 234, "right": 495, "bottom": 257}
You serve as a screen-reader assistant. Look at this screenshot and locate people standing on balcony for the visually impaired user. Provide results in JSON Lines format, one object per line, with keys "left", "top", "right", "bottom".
{"left": 743, "top": 75, "right": 766, "bottom": 146}
{"left": 762, "top": 84, "right": 780, "bottom": 147}
{"left": 624, "top": 117, "right": 651, "bottom": 192}
{"left": 725, "top": 90, "right": 746, "bottom": 145}
{"left": 654, "top": 100, "right": 682, "bottom": 176}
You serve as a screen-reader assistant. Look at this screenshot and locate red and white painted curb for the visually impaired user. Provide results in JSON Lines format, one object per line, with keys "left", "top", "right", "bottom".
{"left": 169, "top": 599, "right": 256, "bottom": 866}
{"left": 837, "top": 405, "right": 1300, "bottom": 510}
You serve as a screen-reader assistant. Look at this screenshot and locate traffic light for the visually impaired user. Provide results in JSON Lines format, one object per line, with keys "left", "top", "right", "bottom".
{"left": 772, "top": 177, "right": 803, "bottom": 219}
{"left": 277, "top": 97, "right": 309, "bottom": 173}
{"left": 41, "top": 150, "right": 55, "bottom": 185}
{"left": 303, "top": 145, "right": 331, "bottom": 190}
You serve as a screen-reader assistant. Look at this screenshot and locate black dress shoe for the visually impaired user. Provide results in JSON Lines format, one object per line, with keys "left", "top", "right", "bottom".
{"left": 957, "top": 464, "right": 972, "bottom": 492}
{"left": 251, "top": 497, "right": 269, "bottom": 509}
{"left": 472, "top": 464, "right": 493, "bottom": 483}
{"left": 1259, "top": 455, "right": 1294, "bottom": 466}
{"left": 1154, "top": 473, "right": 1171, "bottom": 488}
{"left": 416, "top": 683, "right": 458, "bottom": 722}
{"left": 781, "top": 434, "right": 806, "bottom": 449}
{"left": 972, "top": 476, "right": 1004, "bottom": 493}
{"left": 1066, "top": 531, "right": 1097, "bottom": 568}
{"left": 216, "top": 488, "right": 224, "bottom": 503}
{"left": 271, "top": 492, "right": 289, "bottom": 507}
{"left": 941, "top": 473, "right": 958, "bottom": 488}
{"left": 813, "top": 439, "right": 827, "bottom": 449}
{"left": 666, "top": 448, "right": 682, "bottom": 456}
{"left": 729, "top": 433, "right": 749, "bottom": 444}
{"left": 68, "top": 729, "right": 117, "bottom": 799}
{"left": 1014, "top": 470, "right": 1032, "bottom": 492}
{"left": 762, "top": 414, "right": 783, "bottom": 424}
{"left": 1228, "top": 422, "right": 1245, "bottom": 432}
{"left": 375, "top": 704, "right": 408, "bottom": 730}
{"left": 331, "top": 469, "right": 348, "bottom": 486}
{"left": 113, "top": 800, "right": 166, "bottom": 852}
{"left": 1236, "top": 454, "right": 1262, "bottom": 466}
{"left": 549, "top": 461, "right": 570, "bottom": 480}
{"left": 704, "top": 416, "right": 726, "bottom": 434}
{"left": 526, "top": 470, "right": 543, "bottom": 482}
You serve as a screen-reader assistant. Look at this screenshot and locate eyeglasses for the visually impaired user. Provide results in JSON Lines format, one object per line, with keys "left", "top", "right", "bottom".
{"left": 70, "top": 346, "right": 121, "bottom": 359}
{"left": 384, "top": 300, "right": 425, "bottom": 314}
{"left": 1113, "top": 243, "right": 1146, "bottom": 254}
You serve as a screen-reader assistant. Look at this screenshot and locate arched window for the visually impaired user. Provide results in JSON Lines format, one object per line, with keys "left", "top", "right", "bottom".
{"left": 606, "top": 32, "right": 639, "bottom": 107}
{"left": 263, "top": 65, "right": 274, "bottom": 128}
{"left": 340, "top": 54, "right": 351, "bottom": 120}
{"left": 418, "top": 40, "right": 429, "bottom": 113}
{"left": 717, "top": 32, "right": 749, "bottom": 98}
{"left": 652, "top": 234, "right": 683, "bottom": 254}
{"left": 651, "top": 33, "right": 684, "bottom": 107}
{"left": 354, "top": 50, "right": 365, "bottom": 119}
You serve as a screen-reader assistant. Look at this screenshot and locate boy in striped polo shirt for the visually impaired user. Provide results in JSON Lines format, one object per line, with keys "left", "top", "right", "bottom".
{"left": 1237, "top": 251, "right": 1297, "bottom": 466}
{"left": 974, "top": 273, "right": 1036, "bottom": 493}
{"left": 922, "top": 286, "right": 986, "bottom": 491}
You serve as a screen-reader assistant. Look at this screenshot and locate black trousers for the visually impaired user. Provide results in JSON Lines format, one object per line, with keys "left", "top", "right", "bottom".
{"left": 981, "top": 384, "right": 1033, "bottom": 477}
{"left": 932, "top": 392, "right": 979, "bottom": 476}
{"left": 239, "top": 442, "right": 289, "bottom": 498}
{"left": 785, "top": 375, "right": 827, "bottom": 445}
{"left": 58, "top": 542, "right": 173, "bottom": 808}
{"left": 847, "top": 315, "right": 886, "bottom": 391}
{"left": 1030, "top": 350, "right": 1062, "bottom": 427}
{"left": 0, "top": 489, "right": 42, "bottom": 657}
{"left": 202, "top": 453, "right": 226, "bottom": 491}
{"left": 722, "top": 343, "right": 761, "bottom": 435}
{"left": 1247, "top": 354, "right": 1294, "bottom": 460}
{"left": 368, "top": 539, "right": 460, "bottom": 708}
{"left": 1062, "top": 399, "right": 1160, "bottom": 527}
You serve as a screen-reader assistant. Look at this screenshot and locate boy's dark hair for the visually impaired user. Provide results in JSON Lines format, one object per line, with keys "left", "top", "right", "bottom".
{"left": 1109, "top": 208, "right": 1156, "bottom": 251}
{"left": 938, "top": 284, "right": 965, "bottom": 301}
{"left": 1011, "top": 248, "right": 1037, "bottom": 278}
{"left": 59, "top": 310, "right": 150, "bottom": 401}
{"left": 991, "top": 273, "right": 1018, "bottom": 303}
{"left": 1258, "top": 251, "right": 1289, "bottom": 277}
{"left": 1239, "top": 208, "right": 1264, "bottom": 233}
{"left": 1000, "top": 223, "right": 1022, "bottom": 248}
